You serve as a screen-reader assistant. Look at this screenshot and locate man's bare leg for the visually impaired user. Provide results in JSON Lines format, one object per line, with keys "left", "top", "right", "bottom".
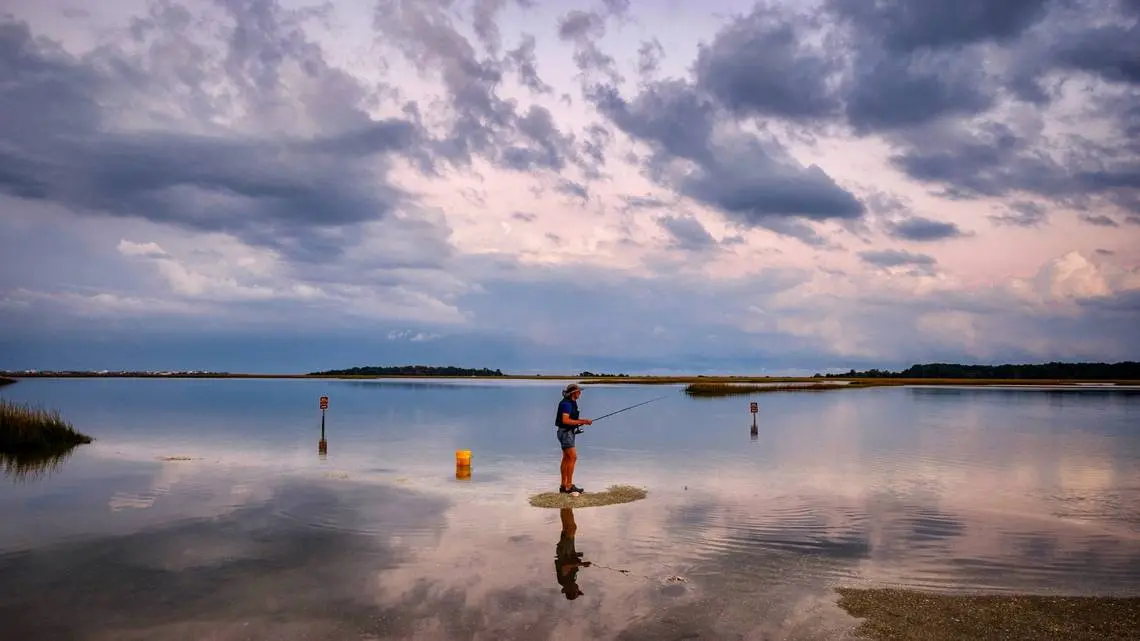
{"left": 561, "top": 447, "right": 577, "bottom": 490}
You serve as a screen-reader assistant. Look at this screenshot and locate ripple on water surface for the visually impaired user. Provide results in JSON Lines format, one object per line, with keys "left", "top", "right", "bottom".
{"left": 617, "top": 476, "right": 1140, "bottom": 597}
{"left": 2, "top": 378, "right": 1140, "bottom": 640}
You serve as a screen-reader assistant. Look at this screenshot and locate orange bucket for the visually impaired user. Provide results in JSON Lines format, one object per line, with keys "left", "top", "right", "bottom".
{"left": 455, "top": 449, "right": 472, "bottom": 467}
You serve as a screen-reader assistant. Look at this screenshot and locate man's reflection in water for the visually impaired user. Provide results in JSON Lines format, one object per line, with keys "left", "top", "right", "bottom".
{"left": 555, "top": 507, "right": 590, "bottom": 600}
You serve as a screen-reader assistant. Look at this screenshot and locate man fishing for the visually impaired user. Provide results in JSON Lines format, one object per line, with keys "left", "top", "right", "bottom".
{"left": 556, "top": 383, "right": 591, "bottom": 494}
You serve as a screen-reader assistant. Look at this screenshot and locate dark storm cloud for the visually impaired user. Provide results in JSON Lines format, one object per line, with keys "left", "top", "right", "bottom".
{"left": 664, "top": 0, "right": 1023, "bottom": 138}
{"left": 1079, "top": 214, "right": 1120, "bottom": 227}
{"left": 589, "top": 81, "right": 714, "bottom": 164}
{"left": 557, "top": 10, "right": 604, "bottom": 41}
{"left": 885, "top": 216, "right": 966, "bottom": 241}
{"left": 588, "top": 81, "right": 865, "bottom": 240}
{"left": 0, "top": 7, "right": 421, "bottom": 263}
{"left": 678, "top": 153, "right": 864, "bottom": 224}
{"left": 1046, "top": 20, "right": 1140, "bottom": 87}
{"left": 621, "top": 195, "right": 671, "bottom": 212}
{"left": 826, "top": 0, "right": 1140, "bottom": 215}
{"left": 859, "top": 249, "right": 937, "bottom": 271}
{"left": 814, "top": 0, "right": 1042, "bottom": 133}
{"left": 637, "top": 39, "right": 665, "bottom": 81}
{"left": 892, "top": 118, "right": 1140, "bottom": 208}
{"left": 657, "top": 215, "right": 716, "bottom": 251}
{"left": 754, "top": 217, "right": 829, "bottom": 247}
{"left": 471, "top": 0, "right": 506, "bottom": 53}
{"left": 555, "top": 179, "right": 589, "bottom": 201}
{"left": 693, "top": 5, "right": 841, "bottom": 121}
{"left": 601, "top": 0, "right": 631, "bottom": 17}
{"left": 374, "top": 0, "right": 514, "bottom": 164}
{"left": 1108, "top": 191, "right": 1140, "bottom": 215}
{"left": 990, "top": 201, "right": 1049, "bottom": 227}
{"left": 555, "top": 5, "right": 622, "bottom": 82}
{"left": 865, "top": 191, "right": 909, "bottom": 216}
{"left": 580, "top": 124, "right": 611, "bottom": 177}
{"left": 501, "top": 105, "right": 573, "bottom": 171}
{"left": 302, "top": 120, "right": 421, "bottom": 156}
{"left": 504, "top": 34, "right": 552, "bottom": 94}
{"left": 670, "top": 0, "right": 1071, "bottom": 140}
{"left": 888, "top": 122, "right": 1067, "bottom": 199}
{"left": 375, "top": 0, "right": 584, "bottom": 176}
{"left": 471, "top": 0, "right": 536, "bottom": 55}
{"left": 843, "top": 46, "right": 996, "bottom": 133}
{"left": 826, "top": 0, "right": 1053, "bottom": 54}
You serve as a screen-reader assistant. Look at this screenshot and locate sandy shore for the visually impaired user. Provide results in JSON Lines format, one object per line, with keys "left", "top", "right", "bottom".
{"left": 835, "top": 588, "right": 1140, "bottom": 640}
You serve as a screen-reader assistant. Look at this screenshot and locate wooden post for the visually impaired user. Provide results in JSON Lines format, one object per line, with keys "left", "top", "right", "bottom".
{"left": 319, "top": 396, "right": 329, "bottom": 456}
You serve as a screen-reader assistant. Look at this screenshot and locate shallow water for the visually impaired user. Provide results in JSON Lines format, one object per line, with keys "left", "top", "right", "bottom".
{"left": 1, "top": 378, "right": 1139, "bottom": 640}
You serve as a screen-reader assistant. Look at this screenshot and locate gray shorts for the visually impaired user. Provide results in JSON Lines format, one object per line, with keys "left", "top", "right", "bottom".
{"left": 556, "top": 427, "right": 576, "bottom": 450}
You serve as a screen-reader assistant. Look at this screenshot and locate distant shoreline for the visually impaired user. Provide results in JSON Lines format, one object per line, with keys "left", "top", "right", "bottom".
{"left": 2, "top": 373, "right": 1139, "bottom": 386}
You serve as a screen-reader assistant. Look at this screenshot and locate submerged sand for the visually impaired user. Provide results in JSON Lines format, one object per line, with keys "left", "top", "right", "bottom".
{"left": 528, "top": 484, "right": 648, "bottom": 508}
{"left": 835, "top": 588, "right": 1140, "bottom": 641}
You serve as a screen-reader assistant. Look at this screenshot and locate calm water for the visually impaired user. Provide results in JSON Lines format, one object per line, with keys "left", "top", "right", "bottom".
{"left": 2, "top": 378, "right": 1139, "bottom": 640}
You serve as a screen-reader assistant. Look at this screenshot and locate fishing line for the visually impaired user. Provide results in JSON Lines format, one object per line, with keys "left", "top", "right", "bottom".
{"left": 575, "top": 391, "right": 674, "bottom": 433}
{"left": 590, "top": 394, "right": 671, "bottom": 422}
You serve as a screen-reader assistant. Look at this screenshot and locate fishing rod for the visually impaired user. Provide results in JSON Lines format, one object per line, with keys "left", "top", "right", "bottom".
{"left": 584, "top": 394, "right": 671, "bottom": 426}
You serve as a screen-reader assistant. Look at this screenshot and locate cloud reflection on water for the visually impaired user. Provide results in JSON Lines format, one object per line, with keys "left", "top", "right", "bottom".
{"left": 1, "top": 381, "right": 1139, "bottom": 638}
{"left": 1, "top": 450, "right": 1138, "bottom": 639}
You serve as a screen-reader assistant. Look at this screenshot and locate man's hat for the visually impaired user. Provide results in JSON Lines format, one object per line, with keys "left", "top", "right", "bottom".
{"left": 562, "top": 383, "right": 581, "bottom": 398}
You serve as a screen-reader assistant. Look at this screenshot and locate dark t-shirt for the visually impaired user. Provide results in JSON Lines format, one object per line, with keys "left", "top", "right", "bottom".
{"left": 555, "top": 532, "right": 582, "bottom": 596}
{"left": 555, "top": 398, "right": 579, "bottom": 428}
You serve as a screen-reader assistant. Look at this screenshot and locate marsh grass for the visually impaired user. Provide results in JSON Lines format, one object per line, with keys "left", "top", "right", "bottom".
{"left": 0, "top": 399, "right": 93, "bottom": 451}
{"left": 683, "top": 381, "right": 887, "bottom": 397}
{"left": 830, "top": 377, "right": 1138, "bottom": 386}
{"left": 585, "top": 376, "right": 1140, "bottom": 387}
{"left": 579, "top": 376, "right": 816, "bottom": 385}
{"left": 679, "top": 377, "right": 1140, "bottom": 397}
{"left": 528, "top": 484, "right": 648, "bottom": 508}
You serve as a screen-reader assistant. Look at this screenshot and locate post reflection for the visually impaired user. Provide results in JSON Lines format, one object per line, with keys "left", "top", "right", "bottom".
{"left": 555, "top": 507, "right": 591, "bottom": 600}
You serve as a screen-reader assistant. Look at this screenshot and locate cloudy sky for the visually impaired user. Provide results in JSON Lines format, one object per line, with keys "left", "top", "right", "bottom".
{"left": 1, "top": 0, "right": 1138, "bottom": 374}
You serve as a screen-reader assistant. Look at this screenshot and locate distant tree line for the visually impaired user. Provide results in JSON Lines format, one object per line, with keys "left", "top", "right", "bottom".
{"left": 813, "top": 362, "right": 1140, "bottom": 380}
{"left": 309, "top": 365, "right": 505, "bottom": 377}
{"left": 577, "top": 371, "right": 630, "bottom": 377}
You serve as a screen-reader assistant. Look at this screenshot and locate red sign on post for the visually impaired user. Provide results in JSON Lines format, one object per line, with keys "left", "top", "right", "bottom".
{"left": 750, "top": 402, "right": 758, "bottom": 414}
{"left": 320, "top": 396, "right": 329, "bottom": 410}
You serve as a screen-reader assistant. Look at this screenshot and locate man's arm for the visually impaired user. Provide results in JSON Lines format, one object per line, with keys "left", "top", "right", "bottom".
{"left": 560, "top": 404, "right": 591, "bottom": 426}
{"left": 561, "top": 412, "right": 591, "bottom": 426}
